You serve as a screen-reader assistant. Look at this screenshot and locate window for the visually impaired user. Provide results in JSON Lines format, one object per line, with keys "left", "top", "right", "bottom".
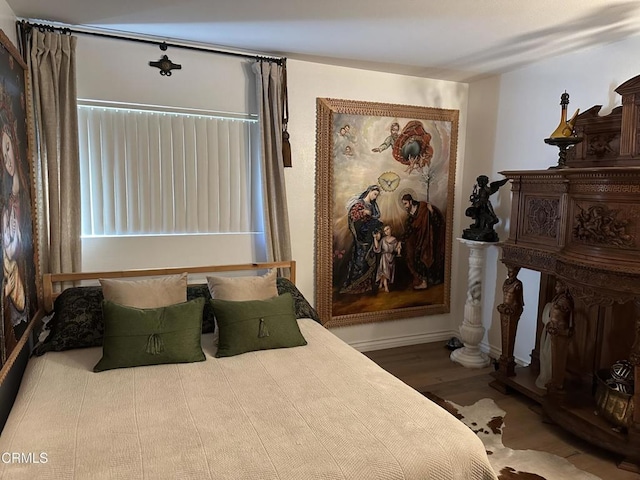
{"left": 77, "top": 101, "right": 259, "bottom": 237}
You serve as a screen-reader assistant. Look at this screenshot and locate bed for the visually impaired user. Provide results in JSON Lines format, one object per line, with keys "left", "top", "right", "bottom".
{"left": 0, "top": 261, "right": 497, "bottom": 479}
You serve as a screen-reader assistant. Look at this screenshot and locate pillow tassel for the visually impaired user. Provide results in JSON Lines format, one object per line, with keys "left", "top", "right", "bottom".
{"left": 146, "top": 333, "right": 165, "bottom": 355}
{"left": 258, "top": 318, "right": 270, "bottom": 338}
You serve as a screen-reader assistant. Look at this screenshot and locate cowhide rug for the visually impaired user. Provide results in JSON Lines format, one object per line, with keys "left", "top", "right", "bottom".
{"left": 423, "top": 393, "right": 600, "bottom": 480}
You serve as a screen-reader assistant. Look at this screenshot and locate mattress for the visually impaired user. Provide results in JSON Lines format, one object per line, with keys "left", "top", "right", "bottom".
{"left": 0, "top": 319, "right": 497, "bottom": 479}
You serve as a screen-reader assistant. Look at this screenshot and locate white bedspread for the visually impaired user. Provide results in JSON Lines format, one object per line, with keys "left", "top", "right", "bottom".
{"left": 0, "top": 319, "right": 497, "bottom": 480}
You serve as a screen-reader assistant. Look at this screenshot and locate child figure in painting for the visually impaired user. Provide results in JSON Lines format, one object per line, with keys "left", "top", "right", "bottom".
{"left": 1, "top": 121, "right": 27, "bottom": 320}
{"left": 374, "top": 225, "right": 402, "bottom": 293}
{"left": 2, "top": 202, "right": 25, "bottom": 314}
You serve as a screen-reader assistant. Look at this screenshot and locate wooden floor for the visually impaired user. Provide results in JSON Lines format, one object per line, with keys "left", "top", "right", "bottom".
{"left": 364, "top": 342, "right": 640, "bottom": 480}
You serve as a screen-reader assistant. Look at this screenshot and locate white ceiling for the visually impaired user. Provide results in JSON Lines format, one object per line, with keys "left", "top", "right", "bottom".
{"left": 7, "top": 0, "right": 640, "bottom": 82}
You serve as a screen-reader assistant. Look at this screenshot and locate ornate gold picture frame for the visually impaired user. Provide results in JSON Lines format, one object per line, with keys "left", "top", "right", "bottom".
{"left": 0, "top": 30, "right": 39, "bottom": 368}
{"left": 315, "top": 98, "right": 459, "bottom": 328}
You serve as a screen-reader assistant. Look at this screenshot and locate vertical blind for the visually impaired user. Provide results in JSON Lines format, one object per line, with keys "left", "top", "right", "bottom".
{"left": 77, "top": 104, "right": 257, "bottom": 236}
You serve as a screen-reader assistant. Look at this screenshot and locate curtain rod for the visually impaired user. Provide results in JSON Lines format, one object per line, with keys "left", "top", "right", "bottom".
{"left": 17, "top": 20, "right": 285, "bottom": 64}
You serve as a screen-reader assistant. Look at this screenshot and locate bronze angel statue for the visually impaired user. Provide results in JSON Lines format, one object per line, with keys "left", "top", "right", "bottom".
{"left": 462, "top": 175, "right": 509, "bottom": 242}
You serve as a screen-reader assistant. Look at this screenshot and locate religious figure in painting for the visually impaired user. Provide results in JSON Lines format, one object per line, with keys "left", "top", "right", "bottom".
{"left": 340, "top": 185, "right": 384, "bottom": 294}
{"left": 372, "top": 120, "right": 434, "bottom": 174}
{"left": 400, "top": 193, "right": 445, "bottom": 290}
{"left": 0, "top": 80, "right": 35, "bottom": 365}
{"left": 371, "top": 122, "right": 400, "bottom": 153}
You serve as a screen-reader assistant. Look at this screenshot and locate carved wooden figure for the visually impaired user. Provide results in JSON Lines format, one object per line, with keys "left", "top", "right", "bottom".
{"left": 495, "top": 265, "right": 524, "bottom": 378}
{"left": 545, "top": 280, "right": 574, "bottom": 400}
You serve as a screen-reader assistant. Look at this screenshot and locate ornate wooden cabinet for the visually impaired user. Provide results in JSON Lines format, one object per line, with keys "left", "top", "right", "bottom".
{"left": 490, "top": 75, "right": 640, "bottom": 472}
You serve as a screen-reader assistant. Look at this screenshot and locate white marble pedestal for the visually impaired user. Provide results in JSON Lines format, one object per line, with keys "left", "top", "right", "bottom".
{"left": 450, "top": 238, "right": 493, "bottom": 368}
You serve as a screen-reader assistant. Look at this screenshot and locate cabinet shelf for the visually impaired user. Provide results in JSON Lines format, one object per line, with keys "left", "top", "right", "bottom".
{"left": 491, "top": 366, "right": 637, "bottom": 469}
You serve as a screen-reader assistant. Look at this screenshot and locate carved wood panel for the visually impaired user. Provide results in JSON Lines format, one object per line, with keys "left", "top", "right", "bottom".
{"left": 524, "top": 197, "right": 560, "bottom": 238}
{"left": 571, "top": 201, "right": 637, "bottom": 249}
{"left": 586, "top": 133, "right": 620, "bottom": 160}
{"left": 565, "top": 199, "right": 640, "bottom": 270}
{"left": 517, "top": 194, "right": 563, "bottom": 248}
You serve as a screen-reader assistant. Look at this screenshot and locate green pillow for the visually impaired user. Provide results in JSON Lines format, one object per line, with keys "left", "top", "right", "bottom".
{"left": 94, "top": 298, "right": 206, "bottom": 372}
{"left": 211, "top": 293, "right": 307, "bottom": 358}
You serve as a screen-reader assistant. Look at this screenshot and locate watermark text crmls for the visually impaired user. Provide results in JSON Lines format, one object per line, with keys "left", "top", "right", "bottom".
{"left": 1, "top": 452, "right": 48, "bottom": 464}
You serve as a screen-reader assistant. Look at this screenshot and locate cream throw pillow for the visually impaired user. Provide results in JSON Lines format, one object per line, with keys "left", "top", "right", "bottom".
{"left": 206, "top": 269, "right": 278, "bottom": 301}
{"left": 206, "top": 269, "right": 278, "bottom": 346}
{"left": 100, "top": 273, "right": 188, "bottom": 308}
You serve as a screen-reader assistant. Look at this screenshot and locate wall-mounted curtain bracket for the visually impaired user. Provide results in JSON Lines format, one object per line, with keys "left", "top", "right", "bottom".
{"left": 149, "top": 42, "right": 181, "bottom": 76}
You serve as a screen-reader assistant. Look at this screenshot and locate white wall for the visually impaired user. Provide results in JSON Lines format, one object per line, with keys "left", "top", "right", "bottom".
{"left": 76, "top": 35, "right": 255, "bottom": 114}
{"left": 82, "top": 235, "right": 261, "bottom": 271}
{"left": 469, "top": 34, "right": 640, "bottom": 364}
{"left": 0, "top": 0, "right": 16, "bottom": 48}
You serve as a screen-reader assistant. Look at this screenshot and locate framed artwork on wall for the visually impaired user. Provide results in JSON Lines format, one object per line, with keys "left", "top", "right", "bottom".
{"left": 315, "top": 98, "right": 459, "bottom": 328}
{"left": 0, "top": 30, "right": 39, "bottom": 369}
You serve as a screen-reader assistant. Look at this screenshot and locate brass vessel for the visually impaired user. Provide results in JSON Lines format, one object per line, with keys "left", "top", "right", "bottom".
{"left": 595, "top": 369, "right": 634, "bottom": 429}
{"left": 549, "top": 91, "right": 579, "bottom": 138}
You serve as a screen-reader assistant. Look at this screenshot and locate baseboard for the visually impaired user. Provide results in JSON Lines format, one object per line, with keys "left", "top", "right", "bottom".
{"left": 484, "top": 343, "right": 501, "bottom": 361}
{"left": 481, "top": 341, "right": 529, "bottom": 367}
{"left": 351, "top": 333, "right": 530, "bottom": 367}
{"left": 349, "top": 330, "right": 455, "bottom": 352}
{"left": 349, "top": 331, "right": 529, "bottom": 367}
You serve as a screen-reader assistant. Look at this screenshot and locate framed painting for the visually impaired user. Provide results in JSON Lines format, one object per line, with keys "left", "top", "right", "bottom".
{"left": 0, "top": 30, "right": 39, "bottom": 369}
{"left": 315, "top": 98, "right": 459, "bottom": 328}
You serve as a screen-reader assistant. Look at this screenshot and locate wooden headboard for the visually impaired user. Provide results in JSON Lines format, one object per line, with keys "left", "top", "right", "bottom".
{"left": 42, "top": 261, "right": 296, "bottom": 313}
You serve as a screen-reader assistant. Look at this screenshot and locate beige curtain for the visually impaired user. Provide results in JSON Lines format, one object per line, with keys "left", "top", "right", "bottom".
{"left": 252, "top": 60, "right": 291, "bottom": 263}
{"left": 26, "top": 29, "right": 81, "bottom": 276}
